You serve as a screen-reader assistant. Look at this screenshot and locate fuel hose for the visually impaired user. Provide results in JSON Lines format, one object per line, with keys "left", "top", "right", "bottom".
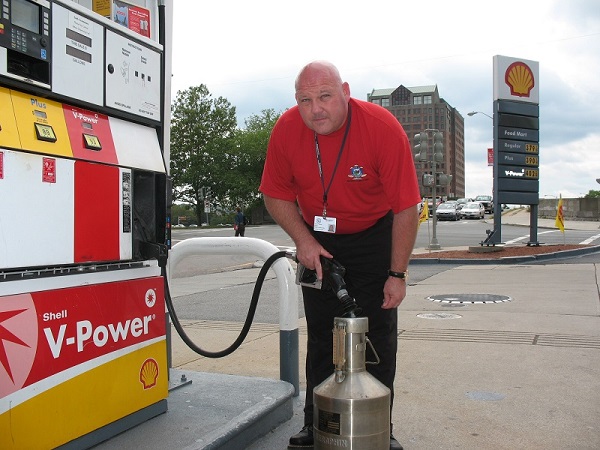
{"left": 162, "top": 250, "right": 287, "bottom": 358}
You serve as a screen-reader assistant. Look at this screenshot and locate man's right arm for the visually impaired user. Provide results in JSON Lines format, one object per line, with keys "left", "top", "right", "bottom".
{"left": 264, "top": 195, "right": 332, "bottom": 279}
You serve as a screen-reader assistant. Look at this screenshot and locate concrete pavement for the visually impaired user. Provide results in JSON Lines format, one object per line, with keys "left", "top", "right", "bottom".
{"left": 95, "top": 211, "right": 600, "bottom": 450}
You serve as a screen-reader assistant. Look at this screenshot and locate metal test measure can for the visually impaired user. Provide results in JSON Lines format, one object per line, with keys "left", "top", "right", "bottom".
{"left": 313, "top": 316, "right": 390, "bottom": 449}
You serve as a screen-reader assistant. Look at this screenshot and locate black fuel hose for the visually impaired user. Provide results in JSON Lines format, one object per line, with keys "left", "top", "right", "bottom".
{"left": 162, "top": 250, "right": 287, "bottom": 358}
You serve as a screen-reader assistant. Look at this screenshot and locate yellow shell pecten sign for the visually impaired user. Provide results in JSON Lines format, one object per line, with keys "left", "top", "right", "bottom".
{"left": 505, "top": 62, "right": 535, "bottom": 98}
{"left": 493, "top": 55, "right": 539, "bottom": 104}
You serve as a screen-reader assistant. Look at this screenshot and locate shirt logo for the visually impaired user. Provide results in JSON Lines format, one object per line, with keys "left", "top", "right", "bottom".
{"left": 347, "top": 164, "right": 367, "bottom": 180}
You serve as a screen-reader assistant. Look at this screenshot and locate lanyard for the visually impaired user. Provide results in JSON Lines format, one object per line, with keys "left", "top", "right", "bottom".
{"left": 314, "top": 104, "right": 352, "bottom": 218}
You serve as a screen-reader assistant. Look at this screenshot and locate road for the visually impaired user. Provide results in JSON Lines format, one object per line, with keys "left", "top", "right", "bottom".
{"left": 167, "top": 218, "right": 600, "bottom": 324}
{"left": 171, "top": 216, "right": 600, "bottom": 273}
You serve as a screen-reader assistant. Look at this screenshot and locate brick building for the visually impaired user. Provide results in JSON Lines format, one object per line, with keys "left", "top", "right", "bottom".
{"left": 367, "top": 85, "right": 465, "bottom": 199}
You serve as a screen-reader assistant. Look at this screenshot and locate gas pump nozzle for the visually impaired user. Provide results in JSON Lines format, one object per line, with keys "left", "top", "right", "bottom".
{"left": 295, "top": 256, "right": 361, "bottom": 318}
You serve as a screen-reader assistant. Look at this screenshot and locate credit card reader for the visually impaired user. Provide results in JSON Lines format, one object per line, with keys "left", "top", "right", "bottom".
{"left": 0, "top": 0, "right": 52, "bottom": 88}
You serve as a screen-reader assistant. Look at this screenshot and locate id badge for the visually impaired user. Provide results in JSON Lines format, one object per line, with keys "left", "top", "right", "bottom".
{"left": 313, "top": 216, "right": 337, "bottom": 233}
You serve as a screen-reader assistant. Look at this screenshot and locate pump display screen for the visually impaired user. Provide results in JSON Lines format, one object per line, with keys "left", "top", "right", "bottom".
{"left": 11, "top": 0, "right": 40, "bottom": 34}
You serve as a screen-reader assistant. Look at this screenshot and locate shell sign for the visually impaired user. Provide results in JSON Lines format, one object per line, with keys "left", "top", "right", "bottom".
{"left": 0, "top": 276, "right": 167, "bottom": 449}
{"left": 493, "top": 55, "right": 539, "bottom": 104}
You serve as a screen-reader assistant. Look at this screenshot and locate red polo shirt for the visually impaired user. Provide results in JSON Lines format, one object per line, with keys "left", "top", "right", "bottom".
{"left": 260, "top": 98, "right": 420, "bottom": 234}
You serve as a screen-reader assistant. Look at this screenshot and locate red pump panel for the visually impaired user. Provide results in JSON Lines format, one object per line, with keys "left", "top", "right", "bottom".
{"left": 74, "top": 161, "right": 120, "bottom": 262}
{"left": 63, "top": 104, "right": 118, "bottom": 166}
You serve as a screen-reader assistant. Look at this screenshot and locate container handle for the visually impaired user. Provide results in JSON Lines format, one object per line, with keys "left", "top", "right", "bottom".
{"left": 365, "top": 337, "right": 381, "bottom": 365}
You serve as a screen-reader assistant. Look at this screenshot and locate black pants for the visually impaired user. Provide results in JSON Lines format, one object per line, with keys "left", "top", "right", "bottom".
{"left": 301, "top": 211, "right": 397, "bottom": 425}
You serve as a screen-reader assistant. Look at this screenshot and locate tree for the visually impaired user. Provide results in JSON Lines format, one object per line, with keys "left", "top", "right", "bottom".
{"left": 170, "top": 85, "right": 237, "bottom": 224}
{"left": 585, "top": 190, "right": 600, "bottom": 198}
{"left": 224, "top": 109, "right": 280, "bottom": 209}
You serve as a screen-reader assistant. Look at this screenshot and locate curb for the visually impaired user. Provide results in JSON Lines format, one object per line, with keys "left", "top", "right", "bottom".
{"left": 409, "top": 245, "right": 600, "bottom": 265}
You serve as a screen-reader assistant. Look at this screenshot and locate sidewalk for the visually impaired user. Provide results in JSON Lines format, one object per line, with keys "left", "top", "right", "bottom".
{"left": 95, "top": 212, "right": 600, "bottom": 450}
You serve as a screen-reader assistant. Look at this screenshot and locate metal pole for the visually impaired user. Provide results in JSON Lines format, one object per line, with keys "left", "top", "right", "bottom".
{"left": 168, "top": 237, "right": 300, "bottom": 395}
{"left": 429, "top": 161, "right": 441, "bottom": 250}
{"left": 528, "top": 204, "right": 540, "bottom": 246}
{"left": 426, "top": 129, "right": 441, "bottom": 250}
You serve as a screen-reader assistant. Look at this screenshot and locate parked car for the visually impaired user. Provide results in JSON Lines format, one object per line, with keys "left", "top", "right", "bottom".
{"left": 435, "top": 202, "right": 459, "bottom": 221}
{"left": 455, "top": 197, "right": 473, "bottom": 211}
{"left": 459, "top": 202, "right": 485, "bottom": 219}
{"left": 474, "top": 195, "right": 494, "bottom": 214}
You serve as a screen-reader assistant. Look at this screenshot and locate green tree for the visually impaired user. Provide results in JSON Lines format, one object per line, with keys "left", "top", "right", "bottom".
{"left": 170, "top": 85, "right": 237, "bottom": 224}
{"left": 585, "top": 190, "right": 600, "bottom": 198}
{"left": 224, "top": 109, "right": 280, "bottom": 209}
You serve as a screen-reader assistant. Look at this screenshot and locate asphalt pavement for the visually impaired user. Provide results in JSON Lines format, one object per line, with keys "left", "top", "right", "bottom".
{"left": 94, "top": 210, "right": 600, "bottom": 450}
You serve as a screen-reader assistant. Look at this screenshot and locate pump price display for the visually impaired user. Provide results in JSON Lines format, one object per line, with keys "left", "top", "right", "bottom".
{"left": 83, "top": 134, "right": 102, "bottom": 150}
{"left": 34, "top": 123, "right": 57, "bottom": 142}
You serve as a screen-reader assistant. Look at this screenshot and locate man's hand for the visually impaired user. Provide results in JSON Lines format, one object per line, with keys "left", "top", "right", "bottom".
{"left": 295, "top": 239, "right": 333, "bottom": 281}
{"left": 263, "top": 195, "right": 333, "bottom": 280}
{"left": 382, "top": 277, "right": 407, "bottom": 309}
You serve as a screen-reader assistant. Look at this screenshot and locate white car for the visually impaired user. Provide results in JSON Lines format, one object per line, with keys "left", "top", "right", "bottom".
{"left": 435, "top": 202, "right": 459, "bottom": 221}
{"left": 459, "top": 202, "right": 485, "bottom": 219}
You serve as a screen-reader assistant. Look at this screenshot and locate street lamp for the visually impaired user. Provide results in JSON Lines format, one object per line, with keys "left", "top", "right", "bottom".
{"left": 467, "top": 111, "right": 493, "bottom": 120}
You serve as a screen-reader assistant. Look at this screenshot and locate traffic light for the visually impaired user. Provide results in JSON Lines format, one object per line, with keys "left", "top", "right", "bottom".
{"left": 413, "top": 133, "right": 428, "bottom": 162}
{"left": 433, "top": 132, "right": 444, "bottom": 162}
{"left": 422, "top": 173, "right": 435, "bottom": 187}
{"left": 436, "top": 173, "right": 453, "bottom": 186}
{"left": 201, "top": 187, "right": 212, "bottom": 199}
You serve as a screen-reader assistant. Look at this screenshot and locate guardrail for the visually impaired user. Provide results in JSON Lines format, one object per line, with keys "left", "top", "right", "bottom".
{"left": 167, "top": 237, "right": 299, "bottom": 395}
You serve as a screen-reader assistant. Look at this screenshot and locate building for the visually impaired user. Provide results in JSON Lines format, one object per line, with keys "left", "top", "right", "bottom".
{"left": 367, "top": 85, "right": 465, "bottom": 199}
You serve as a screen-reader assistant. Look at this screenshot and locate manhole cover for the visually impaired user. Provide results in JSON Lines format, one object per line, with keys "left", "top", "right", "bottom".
{"left": 426, "top": 294, "right": 512, "bottom": 304}
{"left": 416, "top": 313, "right": 462, "bottom": 319}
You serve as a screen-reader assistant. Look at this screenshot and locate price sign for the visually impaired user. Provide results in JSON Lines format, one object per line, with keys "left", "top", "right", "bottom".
{"left": 34, "top": 123, "right": 57, "bottom": 142}
{"left": 525, "top": 143, "right": 538, "bottom": 153}
{"left": 524, "top": 169, "right": 539, "bottom": 178}
{"left": 525, "top": 156, "right": 538, "bottom": 165}
{"left": 83, "top": 134, "right": 102, "bottom": 150}
{"left": 499, "top": 165, "right": 539, "bottom": 180}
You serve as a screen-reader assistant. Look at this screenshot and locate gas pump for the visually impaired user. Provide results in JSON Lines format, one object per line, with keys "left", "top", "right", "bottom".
{"left": 0, "top": 1, "right": 172, "bottom": 449}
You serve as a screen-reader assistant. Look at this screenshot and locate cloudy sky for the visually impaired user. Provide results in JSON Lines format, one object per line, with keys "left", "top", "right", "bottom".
{"left": 170, "top": 0, "right": 600, "bottom": 200}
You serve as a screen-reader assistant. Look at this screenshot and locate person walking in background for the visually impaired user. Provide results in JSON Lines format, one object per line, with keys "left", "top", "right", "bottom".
{"left": 234, "top": 207, "right": 246, "bottom": 237}
{"left": 259, "top": 61, "right": 420, "bottom": 450}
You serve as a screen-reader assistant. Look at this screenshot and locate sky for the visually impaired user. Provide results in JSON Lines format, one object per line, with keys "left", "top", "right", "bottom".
{"left": 170, "top": 0, "right": 600, "bottom": 200}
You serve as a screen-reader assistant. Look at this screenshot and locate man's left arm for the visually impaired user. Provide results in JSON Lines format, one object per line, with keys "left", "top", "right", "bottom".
{"left": 382, "top": 204, "right": 419, "bottom": 309}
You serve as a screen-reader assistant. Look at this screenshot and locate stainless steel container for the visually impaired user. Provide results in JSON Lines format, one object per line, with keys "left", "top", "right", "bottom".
{"left": 313, "top": 317, "right": 390, "bottom": 449}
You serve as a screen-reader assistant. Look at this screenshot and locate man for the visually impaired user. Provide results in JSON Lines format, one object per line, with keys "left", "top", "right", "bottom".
{"left": 234, "top": 207, "right": 246, "bottom": 237}
{"left": 260, "top": 61, "right": 420, "bottom": 450}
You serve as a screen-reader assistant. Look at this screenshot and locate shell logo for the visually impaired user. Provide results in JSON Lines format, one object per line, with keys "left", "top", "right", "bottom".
{"left": 139, "top": 358, "right": 159, "bottom": 389}
{"left": 505, "top": 61, "right": 535, "bottom": 98}
{"left": 0, "top": 294, "right": 38, "bottom": 398}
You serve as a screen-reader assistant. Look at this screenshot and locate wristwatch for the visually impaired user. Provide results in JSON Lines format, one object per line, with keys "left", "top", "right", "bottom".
{"left": 388, "top": 270, "right": 408, "bottom": 280}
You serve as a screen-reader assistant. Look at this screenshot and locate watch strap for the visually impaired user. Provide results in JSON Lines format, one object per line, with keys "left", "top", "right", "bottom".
{"left": 388, "top": 270, "right": 408, "bottom": 280}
